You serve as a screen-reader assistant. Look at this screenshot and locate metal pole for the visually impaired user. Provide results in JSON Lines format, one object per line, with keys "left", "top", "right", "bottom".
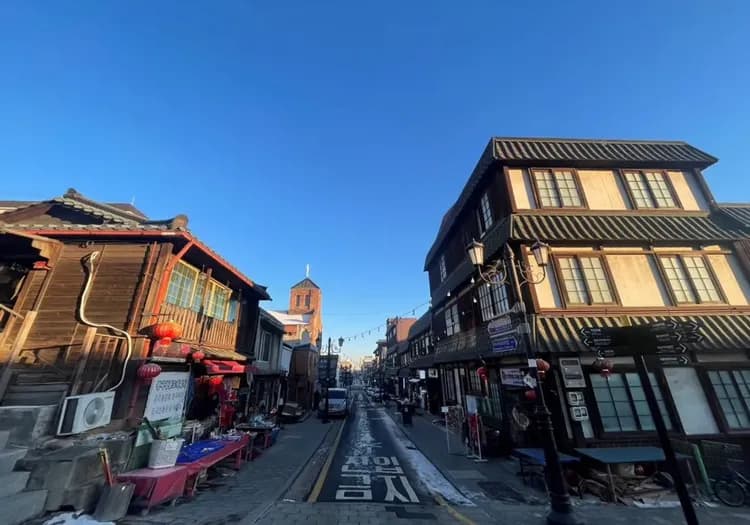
{"left": 635, "top": 355, "right": 698, "bottom": 525}
{"left": 506, "top": 246, "right": 580, "bottom": 525}
{"left": 322, "top": 337, "right": 331, "bottom": 424}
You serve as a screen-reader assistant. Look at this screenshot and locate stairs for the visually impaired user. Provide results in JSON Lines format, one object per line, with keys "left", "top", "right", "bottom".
{"left": 0, "top": 430, "right": 47, "bottom": 525}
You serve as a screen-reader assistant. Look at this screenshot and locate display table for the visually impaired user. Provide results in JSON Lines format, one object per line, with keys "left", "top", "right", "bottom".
{"left": 179, "top": 435, "right": 250, "bottom": 497}
{"left": 117, "top": 466, "right": 188, "bottom": 515}
{"left": 236, "top": 425, "right": 274, "bottom": 449}
{"left": 511, "top": 448, "right": 580, "bottom": 488}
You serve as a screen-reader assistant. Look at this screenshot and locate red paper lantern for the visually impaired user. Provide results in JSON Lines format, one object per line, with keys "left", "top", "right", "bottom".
{"left": 524, "top": 389, "right": 537, "bottom": 401}
{"left": 477, "top": 366, "right": 488, "bottom": 381}
{"left": 179, "top": 345, "right": 191, "bottom": 357}
{"left": 152, "top": 320, "right": 183, "bottom": 346}
{"left": 536, "top": 358, "right": 551, "bottom": 372}
{"left": 209, "top": 375, "right": 223, "bottom": 385}
{"left": 137, "top": 362, "right": 162, "bottom": 383}
{"left": 191, "top": 350, "right": 205, "bottom": 362}
{"left": 592, "top": 358, "right": 614, "bottom": 377}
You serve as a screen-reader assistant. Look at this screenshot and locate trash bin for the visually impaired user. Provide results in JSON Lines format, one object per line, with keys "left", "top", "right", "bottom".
{"left": 401, "top": 403, "right": 413, "bottom": 425}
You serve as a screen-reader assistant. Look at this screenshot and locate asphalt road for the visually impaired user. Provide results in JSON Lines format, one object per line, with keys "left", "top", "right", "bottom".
{"left": 317, "top": 388, "right": 431, "bottom": 505}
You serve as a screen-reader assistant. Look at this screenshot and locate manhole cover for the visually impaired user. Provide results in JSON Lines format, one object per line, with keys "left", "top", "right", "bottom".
{"left": 477, "top": 481, "right": 544, "bottom": 505}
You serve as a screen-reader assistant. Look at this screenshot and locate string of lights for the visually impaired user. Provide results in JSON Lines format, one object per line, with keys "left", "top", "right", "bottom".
{"left": 339, "top": 300, "right": 431, "bottom": 342}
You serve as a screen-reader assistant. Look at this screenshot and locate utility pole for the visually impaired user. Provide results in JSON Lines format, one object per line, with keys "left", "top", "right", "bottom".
{"left": 322, "top": 337, "right": 331, "bottom": 424}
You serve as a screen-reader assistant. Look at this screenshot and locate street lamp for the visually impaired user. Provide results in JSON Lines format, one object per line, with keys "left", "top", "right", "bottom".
{"left": 467, "top": 240, "right": 580, "bottom": 525}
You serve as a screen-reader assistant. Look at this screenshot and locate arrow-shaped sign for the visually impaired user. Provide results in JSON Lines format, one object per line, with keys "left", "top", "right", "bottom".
{"left": 657, "top": 355, "right": 690, "bottom": 365}
{"left": 583, "top": 337, "right": 616, "bottom": 348}
{"left": 655, "top": 343, "right": 687, "bottom": 354}
{"left": 681, "top": 333, "right": 704, "bottom": 344}
{"left": 653, "top": 332, "right": 683, "bottom": 344}
{"left": 647, "top": 320, "right": 700, "bottom": 334}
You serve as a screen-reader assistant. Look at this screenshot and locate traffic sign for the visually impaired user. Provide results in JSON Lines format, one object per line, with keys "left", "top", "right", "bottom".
{"left": 580, "top": 321, "right": 703, "bottom": 357}
{"left": 647, "top": 320, "right": 700, "bottom": 333}
{"left": 653, "top": 355, "right": 690, "bottom": 366}
{"left": 491, "top": 336, "right": 518, "bottom": 353}
{"left": 655, "top": 343, "right": 688, "bottom": 354}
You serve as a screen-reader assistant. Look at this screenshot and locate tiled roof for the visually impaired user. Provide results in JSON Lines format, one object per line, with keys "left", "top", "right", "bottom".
{"left": 717, "top": 204, "right": 750, "bottom": 230}
{"left": 511, "top": 213, "right": 746, "bottom": 243}
{"left": 535, "top": 314, "right": 750, "bottom": 354}
{"left": 492, "top": 138, "right": 717, "bottom": 168}
{"left": 425, "top": 137, "right": 717, "bottom": 268}
{"left": 291, "top": 277, "right": 320, "bottom": 289}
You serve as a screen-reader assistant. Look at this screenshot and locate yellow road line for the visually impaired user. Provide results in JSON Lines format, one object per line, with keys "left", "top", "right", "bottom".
{"left": 307, "top": 420, "right": 346, "bottom": 502}
{"left": 434, "top": 493, "right": 477, "bottom": 525}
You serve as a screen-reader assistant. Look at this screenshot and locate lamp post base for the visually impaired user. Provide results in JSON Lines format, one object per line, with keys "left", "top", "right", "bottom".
{"left": 547, "top": 507, "right": 584, "bottom": 525}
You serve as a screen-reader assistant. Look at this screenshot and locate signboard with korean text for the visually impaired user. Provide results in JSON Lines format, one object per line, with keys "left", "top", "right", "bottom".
{"left": 144, "top": 371, "right": 190, "bottom": 422}
{"left": 500, "top": 368, "right": 525, "bottom": 387}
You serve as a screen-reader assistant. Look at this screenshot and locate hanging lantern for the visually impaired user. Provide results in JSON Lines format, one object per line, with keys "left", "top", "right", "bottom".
{"left": 524, "top": 389, "right": 537, "bottom": 401}
{"left": 536, "top": 358, "right": 551, "bottom": 372}
{"left": 477, "top": 366, "right": 488, "bottom": 381}
{"left": 152, "top": 320, "right": 183, "bottom": 346}
{"left": 179, "top": 345, "right": 191, "bottom": 357}
{"left": 191, "top": 350, "right": 205, "bottom": 362}
{"left": 209, "top": 375, "right": 224, "bottom": 386}
{"left": 592, "top": 358, "right": 614, "bottom": 377}
{"left": 137, "top": 362, "right": 162, "bottom": 383}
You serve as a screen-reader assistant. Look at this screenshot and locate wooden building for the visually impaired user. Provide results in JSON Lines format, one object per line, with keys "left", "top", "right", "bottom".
{"left": 0, "top": 189, "right": 269, "bottom": 439}
{"left": 423, "top": 138, "right": 750, "bottom": 451}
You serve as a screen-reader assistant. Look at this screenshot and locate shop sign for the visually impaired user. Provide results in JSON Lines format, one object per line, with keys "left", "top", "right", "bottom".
{"left": 418, "top": 370, "right": 426, "bottom": 380}
{"left": 500, "top": 368, "right": 525, "bottom": 387}
{"left": 144, "top": 371, "right": 190, "bottom": 422}
{"left": 428, "top": 368, "right": 438, "bottom": 378}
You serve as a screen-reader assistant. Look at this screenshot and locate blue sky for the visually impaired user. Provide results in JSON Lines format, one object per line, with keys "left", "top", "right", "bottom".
{"left": 2, "top": 1, "right": 749, "bottom": 362}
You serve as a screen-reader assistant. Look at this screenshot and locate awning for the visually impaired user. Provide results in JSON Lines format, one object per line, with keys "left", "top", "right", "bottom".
{"left": 202, "top": 359, "right": 246, "bottom": 375}
{"left": 397, "top": 368, "right": 411, "bottom": 378}
{"left": 535, "top": 314, "right": 750, "bottom": 354}
{"left": 409, "top": 354, "right": 436, "bottom": 369}
{"left": 202, "top": 347, "right": 248, "bottom": 362}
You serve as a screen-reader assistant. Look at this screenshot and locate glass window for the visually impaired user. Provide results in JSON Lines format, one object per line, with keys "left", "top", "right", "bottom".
{"left": 477, "top": 192, "right": 493, "bottom": 234}
{"left": 624, "top": 171, "right": 676, "bottom": 209}
{"left": 166, "top": 261, "right": 200, "bottom": 308}
{"left": 557, "top": 256, "right": 614, "bottom": 305}
{"left": 439, "top": 255, "right": 447, "bottom": 282}
{"left": 591, "top": 372, "right": 672, "bottom": 433}
{"left": 533, "top": 169, "right": 583, "bottom": 208}
{"left": 659, "top": 255, "right": 722, "bottom": 304}
{"left": 206, "top": 281, "right": 231, "bottom": 320}
{"left": 477, "top": 283, "right": 510, "bottom": 322}
{"left": 305, "top": 294, "right": 311, "bottom": 308}
{"left": 708, "top": 370, "right": 750, "bottom": 429}
{"left": 445, "top": 304, "right": 460, "bottom": 336}
{"left": 227, "top": 299, "right": 239, "bottom": 323}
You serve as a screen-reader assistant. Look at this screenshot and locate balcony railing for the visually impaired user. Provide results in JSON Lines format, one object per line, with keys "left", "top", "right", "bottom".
{"left": 161, "top": 302, "right": 238, "bottom": 349}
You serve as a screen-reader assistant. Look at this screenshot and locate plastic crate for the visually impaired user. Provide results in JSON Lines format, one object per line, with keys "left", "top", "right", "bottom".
{"left": 148, "top": 438, "right": 185, "bottom": 469}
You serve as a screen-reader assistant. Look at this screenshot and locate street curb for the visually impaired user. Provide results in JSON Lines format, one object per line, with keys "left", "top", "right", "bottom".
{"left": 434, "top": 493, "right": 478, "bottom": 525}
{"left": 307, "top": 416, "right": 347, "bottom": 502}
{"left": 239, "top": 420, "right": 337, "bottom": 525}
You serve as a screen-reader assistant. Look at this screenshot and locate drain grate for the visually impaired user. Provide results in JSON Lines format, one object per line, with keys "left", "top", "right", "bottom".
{"left": 476, "top": 481, "right": 544, "bottom": 505}
{"left": 385, "top": 505, "right": 437, "bottom": 520}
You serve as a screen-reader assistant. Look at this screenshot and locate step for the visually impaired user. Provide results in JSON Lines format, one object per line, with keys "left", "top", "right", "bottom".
{"left": 0, "top": 471, "right": 30, "bottom": 498}
{"left": 0, "top": 430, "right": 9, "bottom": 450}
{"left": 0, "top": 448, "right": 27, "bottom": 474}
{"left": 1, "top": 489, "right": 48, "bottom": 525}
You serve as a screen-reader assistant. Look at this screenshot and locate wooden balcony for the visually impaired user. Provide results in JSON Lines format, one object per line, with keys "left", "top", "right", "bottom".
{"left": 161, "top": 302, "right": 238, "bottom": 349}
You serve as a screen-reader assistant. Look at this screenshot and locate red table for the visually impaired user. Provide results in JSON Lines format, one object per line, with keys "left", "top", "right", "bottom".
{"left": 180, "top": 435, "right": 249, "bottom": 497}
{"left": 117, "top": 465, "right": 188, "bottom": 515}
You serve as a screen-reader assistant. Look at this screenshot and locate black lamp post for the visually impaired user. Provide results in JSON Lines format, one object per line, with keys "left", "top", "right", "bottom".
{"left": 467, "top": 240, "right": 581, "bottom": 525}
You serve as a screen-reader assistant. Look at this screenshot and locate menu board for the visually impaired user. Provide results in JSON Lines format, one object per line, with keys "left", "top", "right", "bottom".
{"left": 144, "top": 371, "right": 190, "bottom": 422}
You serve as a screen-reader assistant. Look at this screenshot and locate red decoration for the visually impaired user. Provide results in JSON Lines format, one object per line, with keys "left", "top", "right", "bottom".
{"left": 209, "top": 375, "right": 224, "bottom": 386}
{"left": 524, "top": 389, "right": 537, "bottom": 401}
{"left": 477, "top": 366, "right": 488, "bottom": 381}
{"left": 536, "top": 358, "right": 551, "bottom": 372}
{"left": 179, "top": 345, "right": 191, "bottom": 357}
{"left": 592, "top": 358, "right": 614, "bottom": 377}
{"left": 152, "top": 320, "right": 183, "bottom": 346}
{"left": 137, "top": 362, "right": 162, "bottom": 383}
{"left": 191, "top": 350, "right": 205, "bottom": 362}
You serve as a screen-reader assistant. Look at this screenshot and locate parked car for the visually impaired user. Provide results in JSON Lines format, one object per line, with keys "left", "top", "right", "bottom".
{"left": 318, "top": 388, "right": 350, "bottom": 417}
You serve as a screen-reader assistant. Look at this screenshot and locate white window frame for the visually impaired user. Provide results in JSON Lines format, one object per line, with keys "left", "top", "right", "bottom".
{"left": 477, "top": 283, "right": 510, "bottom": 322}
{"left": 623, "top": 170, "right": 677, "bottom": 209}
{"left": 206, "top": 280, "right": 232, "bottom": 320}
{"left": 444, "top": 304, "right": 460, "bottom": 336}
{"left": 477, "top": 192, "right": 493, "bottom": 235}
{"left": 658, "top": 254, "right": 723, "bottom": 305}
{"left": 166, "top": 261, "right": 201, "bottom": 309}
{"left": 532, "top": 169, "right": 583, "bottom": 208}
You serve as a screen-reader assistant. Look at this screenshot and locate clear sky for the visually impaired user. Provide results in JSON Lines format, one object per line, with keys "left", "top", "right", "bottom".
{"left": 2, "top": 1, "right": 749, "bottom": 361}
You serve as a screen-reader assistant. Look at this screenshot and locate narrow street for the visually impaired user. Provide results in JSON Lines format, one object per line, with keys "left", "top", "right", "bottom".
{"left": 317, "top": 389, "right": 427, "bottom": 504}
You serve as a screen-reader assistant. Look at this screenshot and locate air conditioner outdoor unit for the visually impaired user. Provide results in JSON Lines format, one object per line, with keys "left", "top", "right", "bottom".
{"left": 57, "top": 391, "right": 116, "bottom": 436}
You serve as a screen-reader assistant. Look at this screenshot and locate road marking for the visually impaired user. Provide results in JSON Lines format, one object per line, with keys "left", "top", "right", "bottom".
{"left": 307, "top": 420, "right": 346, "bottom": 502}
{"left": 434, "top": 493, "right": 477, "bottom": 525}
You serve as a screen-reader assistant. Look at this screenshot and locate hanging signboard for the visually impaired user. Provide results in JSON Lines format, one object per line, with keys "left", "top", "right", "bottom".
{"left": 144, "top": 371, "right": 190, "bottom": 422}
{"left": 428, "top": 368, "right": 439, "bottom": 378}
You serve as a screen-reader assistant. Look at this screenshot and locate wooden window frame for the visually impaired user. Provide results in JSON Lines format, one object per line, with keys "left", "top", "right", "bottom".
{"left": 552, "top": 254, "right": 620, "bottom": 308}
{"left": 620, "top": 169, "right": 682, "bottom": 210}
{"left": 655, "top": 253, "right": 727, "bottom": 306}
{"left": 476, "top": 282, "right": 510, "bottom": 322}
{"left": 699, "top": 366, "right": 750, "bottom": 434}
{"left": 476, "top": 191, "right": 494, "bottom": 236}
{"left": 167, "top": 261, "right": 204, "bottom": 310}
{"left": 206, "top": 280, "right": 232, "bottom": 321}
{"left": 444, "top": 304, "right": 460, "bottom": 336}
{"left": 529, "top": 168, "right": 587, "bottom": 210}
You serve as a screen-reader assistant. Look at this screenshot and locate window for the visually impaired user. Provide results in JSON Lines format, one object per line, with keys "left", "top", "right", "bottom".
{"left": 206, "top": 281, "right": 231, "bottom": 320}
{"left": 556, "top": 256, "right": 614, "bottom": 305}
{"left": 658, "top": 255, "right": 722, "bottom": 304}
{"left": 296, "top": 295, "right": 301, "bottom": 307}
{"left": 305, "top": 294, "right": 310, "bottom": 308}
{"left": 166, "top": 261, "right": 200, "bottom": 309}
{"left": 477, "top": 192, "right": 493, "bottom": 234}
{"left": 623, "top": 171, "right": 677, "bottom": 209}
{"left": 259, "top": 331, "right": 273, "bottom": 361}
{"left": 439, "top": 255, "right": 447, "bottom": 282}
{"left": 227, "top": 299, "right": 239, "bottom": 323}
{"left": 477, "top": 283, "right": 510, "bottom": 322}
{"left": 444, "top": 304, "right": 460, "bottom": 336}
{"left": 708, "top": 370, "right": 750, "bottom": 429}
{"left": 532, "top": 169, "right": 583, "bottom": 208}
{"left": 591, "top": 372, "right": 672, "bottom": 433}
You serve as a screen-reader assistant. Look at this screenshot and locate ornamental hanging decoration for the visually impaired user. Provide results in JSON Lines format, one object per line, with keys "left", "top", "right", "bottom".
{"left": 477, "top": 366, "right": 488, "bottom": 381}
{"left": 136, "top": 362, "right": 162, "bottom": 383}
{"left": 152, "top": 320, "right": 183, "bottom": 346}
{"left": 191, "top": 350, "right": 205, "bottom": 362}
{"left": 536, "top": 358, "right": 551, "bottom": 380}
{"left": 592, "top": 357, "right": 614, "bottom": 378}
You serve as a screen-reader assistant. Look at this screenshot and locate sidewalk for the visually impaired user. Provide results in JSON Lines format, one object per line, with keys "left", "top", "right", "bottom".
{"left": 115, "top": 416, "right": 335, "bottom": 525}
{"left": 383, "top": 405, "right": 750, "bottom": 525}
